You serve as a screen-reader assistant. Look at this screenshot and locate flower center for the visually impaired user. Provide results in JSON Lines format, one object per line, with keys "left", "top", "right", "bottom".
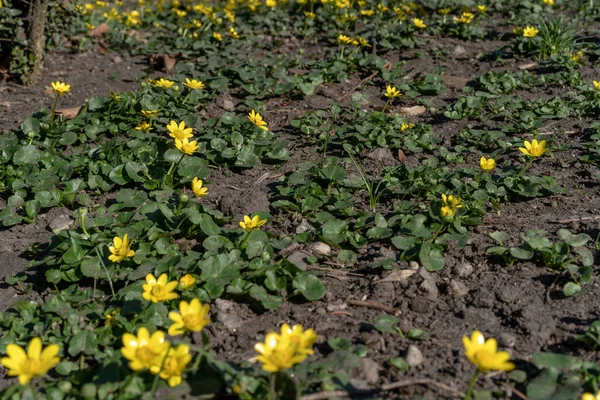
{"left": 21, "top": 359, "right": 41, "bottom": 376}
{"left": 135, "top": 346, "right": 157, "bottom": 363}
{"left": 183, "top": 314, "right": 202, "bottom": 329}
{"left": 151, "top": 285, "right": 166, "bottom": 297}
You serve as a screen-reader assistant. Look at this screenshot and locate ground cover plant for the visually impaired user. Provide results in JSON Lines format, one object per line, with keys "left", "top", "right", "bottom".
{"left": 1, "top": 0, "right": 600, "bottom": 399}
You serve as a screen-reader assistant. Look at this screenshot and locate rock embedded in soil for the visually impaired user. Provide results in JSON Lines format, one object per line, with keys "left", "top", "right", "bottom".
{"left": 449, "top": 279, "right": 469, "bottom": 297}
{"left": 453, "top": 263, "right": 473, "bottom": 278}
{"left": 499, "top": 332, "right": 516, "bottom": 348}
{"left": 49, "top": 214, "right": 74, "bottom": 233}
{"left": 406, "top": 345, "right": 424, "bottom": 367}
{"left": 419, "top": 279, "right": 439, "bottom": 301}
{"left": 307, "top": 241, "right": 331, "bottom": 256}
{"left": 214, "top": 299, "right": 246, "bottom": 331}
{"left": 286, "top": 250, "right": 312, "bottom": 271}
{"left": 357, "top": 358, "right": 380, "bottom": 385}
{"left": 366, "top": 148, "right": 396, "bottom": 166}
{"left": 295, "top": 219, "right": 314, "bottom": 234}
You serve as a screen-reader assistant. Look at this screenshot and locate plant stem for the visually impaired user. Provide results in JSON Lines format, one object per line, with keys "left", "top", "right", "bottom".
{"left": 382, "top": 98, "right": 391, "bottom": 113}
{"left": 464, "top": 371, "right": 480, "bottom": 400}
{"left": 515, "top": 157, "right": 534, "bottom": 181}
{"left": 50, "top": 95, "right": 59, "bottom": 126}
{"left": 95, "top": 246, "right": 116, "bottom": 297}
{"left": 269, "top": 373, "right": 277, "bottom": 400}
{"left": 182, "top": 92, "right": 190, "bottom": 105}
{"left": 432, "top": 222, "right": 445, "bottom": 241}
{"left": 80, "top": 212, "right": 91, "bottom": 240}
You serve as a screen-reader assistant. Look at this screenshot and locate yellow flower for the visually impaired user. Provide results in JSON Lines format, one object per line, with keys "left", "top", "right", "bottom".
{"left": 51, "top": 81, "right": 71, "bottom": 96}
{"left": 229, "top": 26, "right": 240, "bottom": 38}
{"left": 480, "top": 156, "right": 496, "bottom": 172}
{"left": 152, "top": 78, "right": 175, "bottom": 89}
{"left": 304, "top": 11, "right": 316, "bottom": 18}
{"left": 401, "top": 122, "right": 415, "bottom": 131}
{"left": 135, "top": 121, "right": 152, "bottom": 133}
{"left": 108, "top": 233, "right": 135, "bottom": 263}
{"left": 455, "top": 12, "right": 475, "bottom": 24}
{"left": 583, "top": 392, "right": 600, "bottom": 400}
{"left": 174, "top": 9, "right": 187, "bottom": 17}
{"left": 570, "top": 51, "right": 583, "bottom": 62}
{"left": 121, "top": 327, "right": 170, "bottom": 373}
{"left": 0, "top": 338, "right": 60, "bottom": 385}
{"left": 412, "top": 18, "right": 426, "bottom": 29}
{"left": 513, "top": 26, "right": 523, "bottom": 35}
{"left": 441, "top": 193, "right": 463, "bottom": 220}
{"left": 248, "top": 109, "right": 269, "bottom": 130}
{"left": 85, "top": 22, "right": 96, "bottom": 30}
{"left": 384, "top": 85, "right": 402, "bottom": 99}
{"left": 142, "top": 273, "right": 179, "bottom": 303}
{"left": 463, "top": 331, "right": 515, "bottom": 373}
{"left": 104, "top": 308, "right": 121, "bottom": 327}
{"left": 266, "top": 0, "right": 277, "bottom": 7}
{"left": 167, "top": 120, "right": 193, "bottom": 140}
{"left": 477, "top": 5, "right": 487, "bottom": 12}
{"left": 593, "top": 81, "right": 600, "bottom": 90}
{"left": 357, "top": 37, "right": 370, "bottom": 47}
{"left": 158, "top": 345, "right": 191, "bottom": 387}
{"left": 543, "top": 0, "right": 554, "bottom": 5}
{"left": 109, "top": 90, "right": 121, "bottom": 101}
{"left": 178, "top": 274, "right": 196, "bottom": 290}
{"left": 523, "top": 26, "right": 539, "bottom": 37}
{"left": 213, "top": 32, "right": 222, "bottom": 41}
{"left": 140, "top": 109, "right": 160, "bottom": 119}
{"left": 438, "top": 7, "right": 451, "bottom": 14}
{"left": 337, "top": 34, "right": 353, "bottom": 44}
{"left": 191, "top": 177, "right": 208, "bottom": 198}
{"left": 360, "top": 9, "right": 375, "bottom": 16}
{"left": 192, "top": 19, "right": 202, "bottom": 28}
{"left": 255, "top": 324, "right": 317, "bottom": 372}
{"left": 183, "top": 78, "right": 204, "bottom": 90}
{"left": 519, "top": 139, "right": 547, "bottom": 157}
{"left": 168, "top": 298, "right": 211, "bottom": 336}
{"left": 240, "top": 215, "right": 267, "bottom": 231}
{"left": 175, "top": 138, "right": 199, "bottom": 155}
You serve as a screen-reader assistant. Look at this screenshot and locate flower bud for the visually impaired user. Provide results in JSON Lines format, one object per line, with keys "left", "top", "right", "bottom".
{"left": 27, "top": 131, "right": 35, "bottom": 139}
{"left": 179, "top": 193, "right": 189, "bottom": 203}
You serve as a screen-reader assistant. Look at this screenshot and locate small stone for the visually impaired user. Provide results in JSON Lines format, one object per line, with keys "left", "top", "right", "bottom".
{"left": 418, "top": 267, "right": 434, "bottom": 282}
{"left": 222, "top": 99, "right": 235, "bottom": 111}
{"left": 406, "top": 345, "right": 424, "bottom": 367}
{"left": 358, "top": 358, "right": 380, "bottom": 385}
{"left": 214, "top": 299, "right": 244, "bottom": 331}
{"left": 569, "top": 222, "right": 580, "bottom": 232}
{"left": 286, "top": 250, "right": 312, "bottom": 271}
{"left": 366, "top": 148, "right": 396, "bottom": 165}
{"left": 112, "top": 56, "right": 123, "bottom": 64}
{"left": 307, "top": 242, "right": 331, "bottom": 257}
{"left": 551, "top": 200, "right": 558, "bottom": 208}
{"left": 453, "top": 45, "right": 467, "bottom": 57}
{"left": 326, "top": 303, "right": 348, "bottom": 312}
{"left": 295, "top": 219, "right": 314, "bottom": 234}
{"left": 379, "top": 247, "right": 396, "bottom": 259}
{"left": 315, "top": 307, "right": 326, "bottom": 315}
{"left": 449, "top": 279, "right": 469, "bottom": 297}
{"left": 499, "top": 333, "right": 516, "bottom": 348}
{"left": 49, "top": 214, "right": 74, "bottom": 233}
{"left": 454, "top": 263, "right": 474, "bottom": 278}
{"left": 420, "top": 279, "right": 438, "bottom": 301}
{"left": 410, "top": 297, "right": 431, "bottom": 313}
{"left": 409, "top": 261, "right": 419, "bottom": 270}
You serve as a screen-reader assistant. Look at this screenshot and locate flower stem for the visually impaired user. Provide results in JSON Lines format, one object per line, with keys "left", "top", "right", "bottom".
{"left": 80, "top": 212, "right": 91, "bottom": 240}
{"left": 432, "top": 221, "right": 445, "bottom": 241}
{"left": 464, "top": 371, "right": 480, "bottom": 400}
{"left": 50, "top": 95, "right": 59, "bottom": 126}
{"left": 515, "top": 157, "right": 534, "bottom": 181}
{"left": 269, "top": 373, "right": 277, "bottom": 400}
{"left": 95, "top": 246, "right": 116, "bottom": 297}
{"left": 382, "top": 98, "right": 391, "bottom": 113}
{"left": 182, "top": 92, "right": 190, "bottom": 105}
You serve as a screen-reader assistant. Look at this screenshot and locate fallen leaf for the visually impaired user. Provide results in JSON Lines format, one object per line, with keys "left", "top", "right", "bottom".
{"left": 376, "top": 269, "right": 416, "bottom": 284}
{"left": 150, "top": 54, "right": 177, "bottom": 73}
{"left": 397, "top": 149, "right": 407, "bottom": 164}
{"left": 97, "top": 41, "right": 110, "bottom": 55}
{"left": 398, "top": 105, "right": 426, "bottom": 116}
{"left": 89, "top": 22, "right": 109, "bottom": 38}
{"left": 518, "top": 62, "right": 538, "bottom": 70}
{"left": 56, "top": 106, "right": 82, "bottom": 119}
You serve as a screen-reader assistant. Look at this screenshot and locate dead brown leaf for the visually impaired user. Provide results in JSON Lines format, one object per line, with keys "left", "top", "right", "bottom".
{"left": 56, "top": 106, "right": 82, "bottom": 119}
{"left": 97, "top": 41, "right": 110, "bottom": 54}
{"left": 398, "top": 105, "right": 426, "bottom": 116}
{"left": 397, "top": 149, "right": 407, "bottom": 164}
{"left": 89, "top": 22, "right": 109, "bottom": 38}
{"left": 518, "top": 62, "right": 538, "bottom": 70}
{"left": 150, "top": 54, "right": 177, "bottom": 73}
{"left": 375, "top": 269, "right": 416, "bottom": 284}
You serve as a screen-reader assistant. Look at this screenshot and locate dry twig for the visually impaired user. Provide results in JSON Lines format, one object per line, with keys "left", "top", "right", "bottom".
{"left": 347, "top": 299, "right": 401, "bottom": 316}
{"left": 299, "top": 378, "right": 464, "bottom": 400}
{"left": 337, "top": 70, "right": 379, "bottom": 102}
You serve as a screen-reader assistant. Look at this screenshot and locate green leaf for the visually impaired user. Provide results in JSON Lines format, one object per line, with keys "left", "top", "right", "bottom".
{"left": 419, "top": 241, "right": 445, "bottom": 271}
{"left": 21, "top": 117, "right": 40, "bottom": 135}
{"left": 198, "top": 214, "right": 221, "bottom": 236}
{"left": 557, "top": 229, "right": 591, "bottom": 247}
{"left": 510, "top": 247, "right": 534, "bottom": 260}
{"left": 80, "top": 257, "right": 103, "bottom": 279}
{"left": 199, "top": 253, "right": 240, "bottom": 298}
{"left": 13, "top": 145, "right": 41, "bottom": 165}
{"left": 69, "top": 330, "right": 97, "bottom": 356}
{"left": 322, "top": 219, "right": 346, "bottom": 244}
{"left": 293, "top": 273, "right": 326, "bottom": 301}
{"left": 249, "top": 285, "right": 283, "bottom": 310}
{"left": 390, "top": 357, "right": 409, "bottom": 372}
{"left": 164, "top": 149, "right": 183, "bottom": 163}
{"left": 563, "top": 282, "right": 581, "bottom": 297}
{"left": 531, "top": 352, "right": 582, "bottom": 370}
{"left": 373, "top": 314, "right": 400, "bottom": 335}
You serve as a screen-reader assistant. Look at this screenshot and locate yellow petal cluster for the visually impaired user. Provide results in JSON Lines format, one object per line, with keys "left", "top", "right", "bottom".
{"left": 248, "top": 109, "right": 269, "bottom": 130}
{"left": 51, "top": 81, "right": 71, "bottom": 96}
{"left": 121, "top": 327, "right": 169, "bottom": 373}
{"left": 523, "top": 26, "right": 539, "bottom": 37}
{"left": 384, "top": 85, "right": 401, "bottom": 99}
{"left": 463, "top": 331, "right": 515, "bottom": 372}
{"left": 175, "top": 138, "right": 199, "bottom": 155}
{"left": 108, "top": 233, "right": 135, "bottom": 262}
{"left": 159, "top": 345, "right": 192, "bottom": 387}
{"left": 440, "top": 193, "right": 463, "bottom": 220}
{"left": 183, "top": 78, "right": 205, "bottom": 90}
{"left": 240, "top": 215, "right": 267, "bottom": 231}
{"left": 142, "top": 273, "right": 179, "bottom": 303}
{"left": 519, "top": 139, "right": 547, "bottom": 157}
{"left": 254, "top": 324, "right": 317, "bottom": 372}
{"left": 167, "top": 120, "right": 193, "bottom": 140}
{"left": 593, "top": 81, "right": 600, "bottom": 90}
{"left": 178, "top": 274, "right": 196, "bottom": 290}
{"left": 152, "top": 78, "right": 175, "bottom": 89}
{"left": 480, "top": 156, "right": 496, "bottom": 172}
{"left": 583, "top": 391, "right": 600, "bottom": 400}
{"left": 168, "top": 298, "right": 211, "bottom": 336}
{"left": 1, "top": 338, "right": 60, "bottom": 385}
{"left": 412, "top": 18, "right": 426, "bottom": 29}
{"left": 191, "top": 177, "right": 208, "bottom": 197}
